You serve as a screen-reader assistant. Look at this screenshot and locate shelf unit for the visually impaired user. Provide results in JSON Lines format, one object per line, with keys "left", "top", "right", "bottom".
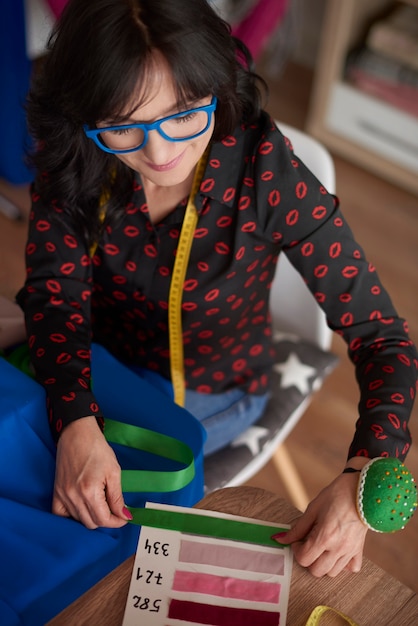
{"left": 306, "top": 0, "right": 418, "bottom": 195}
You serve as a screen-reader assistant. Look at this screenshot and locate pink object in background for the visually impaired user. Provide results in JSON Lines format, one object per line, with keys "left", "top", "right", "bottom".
{"left": 232, "top": 0, "right": 289, "bottom": 61}
{"left": 45, "top": 0, "right": 289, "bottom": 62}
{"left": 45, "top": 0, "right": 68, "bottom": 18}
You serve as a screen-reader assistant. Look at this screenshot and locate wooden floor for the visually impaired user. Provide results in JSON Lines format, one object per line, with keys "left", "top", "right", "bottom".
{"left": 0, "top": 62, "right": 417, "bottom": 594}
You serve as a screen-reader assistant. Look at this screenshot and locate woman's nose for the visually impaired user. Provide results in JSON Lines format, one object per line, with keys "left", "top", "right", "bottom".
{"left": 142, "top": 128, "right": 177, "bottom": 164}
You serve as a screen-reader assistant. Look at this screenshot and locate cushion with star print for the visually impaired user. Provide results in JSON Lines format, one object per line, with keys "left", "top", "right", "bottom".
{"left": 204, "top": 334, "right": 338, "bottom": 492}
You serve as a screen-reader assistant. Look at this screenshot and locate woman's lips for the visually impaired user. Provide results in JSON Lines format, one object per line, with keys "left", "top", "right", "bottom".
{"left": 146, "top": 149, "right": 186, "bottom": 172}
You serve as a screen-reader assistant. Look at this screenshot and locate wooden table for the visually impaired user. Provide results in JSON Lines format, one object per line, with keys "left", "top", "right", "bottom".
{"left": 48, "top": 486, "right": 418, "bottom": 626}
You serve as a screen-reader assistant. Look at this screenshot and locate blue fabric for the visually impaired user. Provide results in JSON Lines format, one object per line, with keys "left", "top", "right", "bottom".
{"left": 0, "top": 1, "right": 34, "bottom": 184}
{"left": 0, "top": 344, "right": 205, "bottom": 625}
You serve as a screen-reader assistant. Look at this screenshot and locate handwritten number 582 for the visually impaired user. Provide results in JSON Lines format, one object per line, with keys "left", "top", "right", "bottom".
{"left": 132, "top": 596, "right": 161, "bottom": 612}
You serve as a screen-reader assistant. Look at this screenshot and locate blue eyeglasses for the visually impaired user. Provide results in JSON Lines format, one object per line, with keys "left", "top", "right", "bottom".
{"left": 83, "top": 96, "right": 217, "bottom": 154}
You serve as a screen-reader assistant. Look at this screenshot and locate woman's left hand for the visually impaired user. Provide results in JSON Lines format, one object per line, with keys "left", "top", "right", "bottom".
{"left": 274, "top": 470, "right": 368, "bottom": 577}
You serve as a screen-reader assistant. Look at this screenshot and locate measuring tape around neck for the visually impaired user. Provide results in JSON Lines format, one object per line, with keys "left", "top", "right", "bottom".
{"left": 168, "top": 149, "right": 209, "bottom": 407}
{"left": 92, "top": 153, "right": 208, "bottom": 404}
{"left": 306, "top": 605, "right": 360, "bottom": 626}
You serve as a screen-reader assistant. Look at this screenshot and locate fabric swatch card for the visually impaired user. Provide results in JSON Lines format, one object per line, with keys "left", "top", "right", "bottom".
{"left": 122, "top": 502, "right": 292, "bottom": 625}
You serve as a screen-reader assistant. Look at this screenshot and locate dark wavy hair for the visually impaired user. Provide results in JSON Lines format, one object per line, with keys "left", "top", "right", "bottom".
{"left": 27, "top": 0, "right": 267, "bottom": 244}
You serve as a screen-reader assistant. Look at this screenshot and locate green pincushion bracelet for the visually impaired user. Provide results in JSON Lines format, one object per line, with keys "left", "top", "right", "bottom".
{"left": 356, "top": 457, "right": 417, "bottom": 533}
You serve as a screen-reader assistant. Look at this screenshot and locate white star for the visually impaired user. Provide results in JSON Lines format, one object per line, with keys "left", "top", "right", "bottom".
{"left": 273, "top": 352, "right": 318, "bottom": 395}
{"left": 273, "top": 330, "right": 301, "bottom": 343}
{"left": 231, "top": 425, "right": 270, "bottom": 456}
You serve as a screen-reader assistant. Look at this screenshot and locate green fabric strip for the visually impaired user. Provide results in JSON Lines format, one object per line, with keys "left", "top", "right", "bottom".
{"left": 104, "top": 418, "right": 195, "bottom": 493}
{"left": 128, "top": 507, "right": 288, "bottom": 548}
{"left": 5, "top": 345, "right": 197, "bottom": 495}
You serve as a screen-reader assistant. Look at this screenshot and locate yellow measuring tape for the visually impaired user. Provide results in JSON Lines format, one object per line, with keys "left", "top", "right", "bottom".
{"left": 168, "top": 149, "right": 209, "bottom": 408}
{"left": 91, "top": 153, "right": 208, "bottom": 405}
{"left": 306, "top": 605, "right": 360, "bottom": 625}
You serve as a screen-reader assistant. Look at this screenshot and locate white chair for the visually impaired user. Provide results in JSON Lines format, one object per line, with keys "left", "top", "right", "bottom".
{"left": 203, "top": 122, "right": 338, "bottom": 510}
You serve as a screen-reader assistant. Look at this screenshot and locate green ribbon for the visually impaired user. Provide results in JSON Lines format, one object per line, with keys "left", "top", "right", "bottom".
{"left": 127, "top": 506, "right": 288, "bottom": 548}
{"left": 4, "top": 343, "right": 34, "bottom": 377}
{"left": 104, "top": 418, "right": 195, "bottom": 493}
{"left": 4, "top": 344, "right": 197, "bottom": 495}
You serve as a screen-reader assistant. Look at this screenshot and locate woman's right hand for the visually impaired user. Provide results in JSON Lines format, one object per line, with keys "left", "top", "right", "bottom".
{"left": 53, "top": 416, "right": 133, "bottom": 529}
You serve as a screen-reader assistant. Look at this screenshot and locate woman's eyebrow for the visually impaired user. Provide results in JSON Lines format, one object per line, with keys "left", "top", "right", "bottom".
{"left": 105, "top": 97, "right": 204, "bottom": 126}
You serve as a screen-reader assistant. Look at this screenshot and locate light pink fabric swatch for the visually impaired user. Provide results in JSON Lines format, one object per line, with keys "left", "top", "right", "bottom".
{"left": 179, "top": 539, "right": 285, "bottom": 575}
{"left": 172, "top": 569, "right": 281, "bottom": 603}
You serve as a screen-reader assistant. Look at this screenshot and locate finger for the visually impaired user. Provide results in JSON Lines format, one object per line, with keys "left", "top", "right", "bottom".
{"left": 308, "top": 553, "right": 334, "bottom": 578}
{"left": 292, "top": 539, "right": 322, "bottom": 569}
{"left": 271, "top": 531, "right": 290, "bottom": 544}
{"left": 326, "top": 553, "right": 356, "bottom": 578}
{"left": 53, "top": 492, "right": 100, "bottom": 530}
{"left": 105, "top": 470, "right": 132, "bottom": 521}
{"left": 86, "top": 464, "right": 131, "bottom": 527}
{"left": 52, "top": 494, "right": 72, "bottom": 519}
{"left": 53, "top": 481, "right": 100, "bottom": 529}
{"left": 52, "top": 484, "right": 84, "bottom": 523}
{"left": 345, "top": 552, "right": 363, "bottom": 574}
{"left": 274, "top": 508, "right": 316, "bottom": 545}
{"left": 305, "top": 549, "right": 346, "bottom": 578}
{"left": 291, "top": 525, "right": 329, "bottom": 567}
{"left": 85, "top": 485, "right": 128, "bottom": 529}
{"left": 76, "top": 505, "right": 100, "bottom": 530}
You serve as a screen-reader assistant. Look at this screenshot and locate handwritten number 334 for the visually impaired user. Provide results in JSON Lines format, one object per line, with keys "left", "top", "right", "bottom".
{"left": 144, "top": 538, "right": 170, "bottom": 556}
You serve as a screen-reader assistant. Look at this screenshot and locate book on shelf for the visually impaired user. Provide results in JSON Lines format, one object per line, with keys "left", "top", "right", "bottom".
{"left": 345, "top": 46, "right": 418, "bottom": 118}
{"left": 366, "top": 3, "right": 418, "bottom": 71}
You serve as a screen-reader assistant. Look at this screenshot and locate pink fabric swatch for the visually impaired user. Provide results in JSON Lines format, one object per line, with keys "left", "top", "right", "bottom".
{"left": 179, "top": 539, "right": 285, "bottom": 575}
{"left": 172, "top": 569, "right": 281, "bottom": 603}
{"left": 168, "top": 599, "right": 280, "bottom": 625}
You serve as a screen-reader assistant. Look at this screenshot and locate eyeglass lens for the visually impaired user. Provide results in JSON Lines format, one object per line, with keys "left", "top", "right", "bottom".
{"left": 98, "top": 110, "right": 210, "bottom": 151}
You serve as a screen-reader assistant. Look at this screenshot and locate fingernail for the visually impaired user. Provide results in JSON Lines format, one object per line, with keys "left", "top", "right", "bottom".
{"left": 123, "top": 506, "right": 133, "bottom": 520}
{"left": 271, "top": 531, "right": 288, "bottom": 543}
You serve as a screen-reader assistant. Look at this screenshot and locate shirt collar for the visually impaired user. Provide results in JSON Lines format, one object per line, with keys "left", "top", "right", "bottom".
{"left": 195, "top": 122, "right": 249, "bottom": 211}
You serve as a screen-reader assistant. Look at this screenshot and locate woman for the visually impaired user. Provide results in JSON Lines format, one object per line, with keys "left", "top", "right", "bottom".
{"left": 18, "top": 0, "right": 416, "bottom": 579}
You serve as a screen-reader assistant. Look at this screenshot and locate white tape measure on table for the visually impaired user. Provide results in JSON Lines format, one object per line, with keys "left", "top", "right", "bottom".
{"left": 168, "top": 148, "right": 209, "bottom": 407}
{"left": 306, "top": 605, "right": 360, "bottom": 625}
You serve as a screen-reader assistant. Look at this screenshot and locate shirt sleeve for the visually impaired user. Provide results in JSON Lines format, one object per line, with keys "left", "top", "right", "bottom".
{"left": 16, "top": 186, "right": 104, "bottom": 443}
{"left": 254, "top": 123, "right": 417, "bottom": 461}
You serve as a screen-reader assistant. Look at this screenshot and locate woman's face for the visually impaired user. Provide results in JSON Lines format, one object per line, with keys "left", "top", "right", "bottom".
{"left": 102, "top": 54, "right": 215, "bottom": 188}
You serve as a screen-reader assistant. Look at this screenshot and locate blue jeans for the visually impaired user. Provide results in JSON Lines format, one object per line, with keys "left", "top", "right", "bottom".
{"left": 185, "top": 387, "right": 270, "bottom": 456}
{"left": 131, "top": 366, "right": 270, "bottom": 457}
